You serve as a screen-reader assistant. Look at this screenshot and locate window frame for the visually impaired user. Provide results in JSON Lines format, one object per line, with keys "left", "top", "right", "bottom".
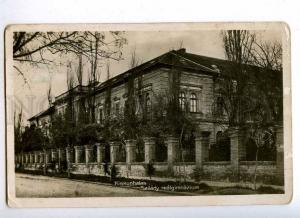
{"left": 190, "top": 93, "right": 197, "bottom": 113}
{"left": 115, "top": 101, "right": 120, "bottom": 116}
{"left": 145, "top": 92, "right": 151, "bottom": 114}
{"left": 179, "top": 91, "right": 186, "bottom": 111}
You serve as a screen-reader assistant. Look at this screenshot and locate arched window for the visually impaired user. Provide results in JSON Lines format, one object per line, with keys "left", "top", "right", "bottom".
{"left": 179, "top": 92, "right": 186, "bottom": 111}
{"left": 190, "top": 93, "right": 197, "bottom": 112}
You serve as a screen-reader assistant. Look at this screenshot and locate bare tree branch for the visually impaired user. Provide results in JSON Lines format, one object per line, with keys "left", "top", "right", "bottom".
{"left": 13, "top": 65, "right": 30, "bottom": 89}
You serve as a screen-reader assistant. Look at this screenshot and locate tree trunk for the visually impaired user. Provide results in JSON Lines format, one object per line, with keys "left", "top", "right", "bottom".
{"left": 253, "top": 147, "right": 259, "bottom": 190}
{"left": 43, "top": 149, "right": 46, "bottom": 176}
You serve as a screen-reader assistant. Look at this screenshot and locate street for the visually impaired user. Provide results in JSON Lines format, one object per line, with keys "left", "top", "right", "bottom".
{"left": 15, "top": 173, "right": 170, "bottom": 197}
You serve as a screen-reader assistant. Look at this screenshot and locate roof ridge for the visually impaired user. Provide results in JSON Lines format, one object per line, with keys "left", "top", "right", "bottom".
{"left": 170, "top": 50, "right": 219, "bottom": 73}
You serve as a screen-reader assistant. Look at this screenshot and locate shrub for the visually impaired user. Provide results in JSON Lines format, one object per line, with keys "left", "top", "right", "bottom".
{"left": 77, "top": 123, "right": 102, "bottom": 145}
{"left": 103, "top": 162, "right": 109, "bottom": 175}
{"left": 58, "top": 160, "right": 68, "bottom": 172}
{"left": 110, "top": 164, "right": 119, "bottom": 182}
{"left": 48, "top": 160, "right": 57, "bottom": 171}
{"left": 145, "top": 162, "right": 155, "bottom": 179}
{"left": 192, "top": 167, "right": 202, "bottom": 182}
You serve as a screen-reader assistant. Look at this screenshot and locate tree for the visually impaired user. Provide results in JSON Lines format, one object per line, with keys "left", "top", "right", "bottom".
{"left": 250, "top": 40, "right": 282, "bottom": 71}
{"left": 218, "top": 30, "right": 282, "bottom": 127}
{"left": 219, "top": 30, "right": 283, "bottom": 186}
{"left": 13, "top": 31, "right": 127, "bottom": 83}
{"left": 14, "top": 109, "right": 23, "bottom": 153}
{"left": 75, "top": 53, "right": 88, "bottom": 124}
{"left": 220, "top": 30, "right": 256, "bottom": 126}
{"left": 123, "top": 50, "right": 141, "bottom": 140}
{"left": 13, "top": 31, "right": 126, "bottom": 63}
{"left": 46, "top": 78, "right": 53, "bottom": 107}
{"left": 64, "top": 64, "right": 77, "bottom": 146}
{"left": 21, "top": 125, "right": 49, "bottom": 152}
{"left": 247, "top": 125, "right": 275, "bottom": 189}
{"left": 49, "top": 114, "right": 68, "bottom": 148}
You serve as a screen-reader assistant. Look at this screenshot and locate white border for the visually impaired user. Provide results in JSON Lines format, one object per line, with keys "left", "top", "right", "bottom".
{"left": 1, "top": 0, "right": 299, "bottom": 217}
{"left": 5, "top": 22, "right": 292, "bottom": 208}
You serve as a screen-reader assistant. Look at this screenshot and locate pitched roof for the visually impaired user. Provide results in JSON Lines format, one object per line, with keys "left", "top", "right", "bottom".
{"left": 94, "top": 48, "right": 281, "bottom": 94}
{"left": 28, "top": 106, "right": 54, "bottom": 121}
{"left": 94, "top": 48, "right": 222, "bottom": 94}
{"left": 176, "top": 49, "right": 282, "bottom": 81}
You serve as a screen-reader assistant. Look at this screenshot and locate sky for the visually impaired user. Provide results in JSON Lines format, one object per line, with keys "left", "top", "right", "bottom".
{"left": 11, "top": 30, "right": 282, "bottom": 125}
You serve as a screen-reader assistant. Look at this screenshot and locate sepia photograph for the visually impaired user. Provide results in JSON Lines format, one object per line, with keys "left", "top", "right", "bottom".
{"left": 5, "top": 23, "right": 292, "bottom": 207}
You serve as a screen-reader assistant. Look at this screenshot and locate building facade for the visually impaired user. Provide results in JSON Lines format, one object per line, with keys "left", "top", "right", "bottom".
{"left": 21, "top": 48, "right": 283, "bottom": 185}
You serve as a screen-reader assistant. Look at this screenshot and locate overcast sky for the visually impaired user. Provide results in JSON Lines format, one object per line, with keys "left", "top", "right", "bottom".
{"left": 12, "top": 30, "right": 282, "bottom": 124}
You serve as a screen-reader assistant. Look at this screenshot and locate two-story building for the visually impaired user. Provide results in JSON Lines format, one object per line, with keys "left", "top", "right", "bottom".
{"left": 24, "top": 48, "right": 283, "bottom": 184}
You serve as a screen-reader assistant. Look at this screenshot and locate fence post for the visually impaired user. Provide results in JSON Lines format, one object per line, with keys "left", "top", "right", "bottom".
{"left": 275, "top": 125, "right": 284, "bottom": 185}
{"left": 30, "top": 152, "right": 34, "bottom": 165}
{"left": 34, "top": 151, "right": 39, "bottom": 165}
{"left": 74, "top": 146, "right": 84, "bottom": 165}
{"left": 51, "top": 149, "right": 58, "bottom": 162}
{"left": 125, "top": 139, "right": 137, "bottom": 164}
{"left": 97, "top": 143, "right": 105, "bottom": 164}
{"left": 39, "top": 151, "right": 44, "bottom": 164}
{"left": 144, "top": 137, "right": 156, "bottom": 163}
{"left": 66, "top": 146, "right": 74, "bottom": 178}
{"left": 195, "top": 131, "right": 210, "bottom": 169}
{"left": 110, "top": 142, "right": 119, "bottom": 164}
{"left": 229, "top": 127, "right": 245, "bottom": 181}
{"left": 85, "top": 144, "right": 94, "bottom": 165}
{"left": 45, "top": 150, "right": 51, "bottom": 164}
{"left": 25, "top": 153, "right": 29, "bottom": 165}
{"left": 166, "top": 136, "right": 179, "bottom": 172}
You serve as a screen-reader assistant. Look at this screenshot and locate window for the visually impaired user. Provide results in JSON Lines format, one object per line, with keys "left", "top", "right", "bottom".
{"left": 190, "top": 93, "right": 197, "bottom": 112}
{"left": 179, "top": 92, "right": 186, "bottom": 111}
{"left": 216, "top": 131, "right": 223, "bottom": 143}
{"left": 98, "top": 107, "right": 104, "bottom": 123}
{"left": 115, "top": 101, "right": 120, "bottom": 115}
{"left": 138, "top": 94, "right": 143, "bottom": 114}
{"left": 232, "top": 80, "right": 237, "bottom": 93}
{"left": 216, "top": 96, "right": 223, "bottom": 115}
{"left": 100, "top": 108, "right": 103, "bottom": 122}
{"left": 145, "top": 93, "right": 151, "bottom": 114}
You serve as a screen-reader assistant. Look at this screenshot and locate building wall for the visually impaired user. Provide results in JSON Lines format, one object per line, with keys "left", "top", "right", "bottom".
{"left": 180, "top": 71, "right": 214, "bottom": 119}
{"left": 91, "top": 67, "right": 220, "bottom": 140}
{"left": 94, "top": 67, "right": 171, "bottom": 120}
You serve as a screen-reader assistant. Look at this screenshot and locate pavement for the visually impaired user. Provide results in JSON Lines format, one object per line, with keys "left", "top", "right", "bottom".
{"left": 15, "top": 173, "right": 171, "bottom": 197}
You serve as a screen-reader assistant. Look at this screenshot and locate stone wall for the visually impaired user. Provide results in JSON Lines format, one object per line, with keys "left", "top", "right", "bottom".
{"left": 202, "top": 162, "right": 232, "bottom": 181}
{"left": 173, "top": 163, "right": 196, "bottom": 179}
{"left": 19, "top": 157, "right": 278, "bottom": 185}
{"left": 128, "top": 164, "right": 146, "bottom": 177}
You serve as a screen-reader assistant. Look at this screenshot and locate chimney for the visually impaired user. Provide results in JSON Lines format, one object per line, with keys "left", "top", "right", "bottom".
{"left": 211, "top": 65, "right": 220, "bottom": 73}
{"left": 177, "top": 48, "right": 186, "bottom": 53}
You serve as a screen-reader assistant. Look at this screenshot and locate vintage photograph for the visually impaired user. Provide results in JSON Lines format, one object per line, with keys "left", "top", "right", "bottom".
{"left": 5, "top": 23, "right": 292, "bottom": 206}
